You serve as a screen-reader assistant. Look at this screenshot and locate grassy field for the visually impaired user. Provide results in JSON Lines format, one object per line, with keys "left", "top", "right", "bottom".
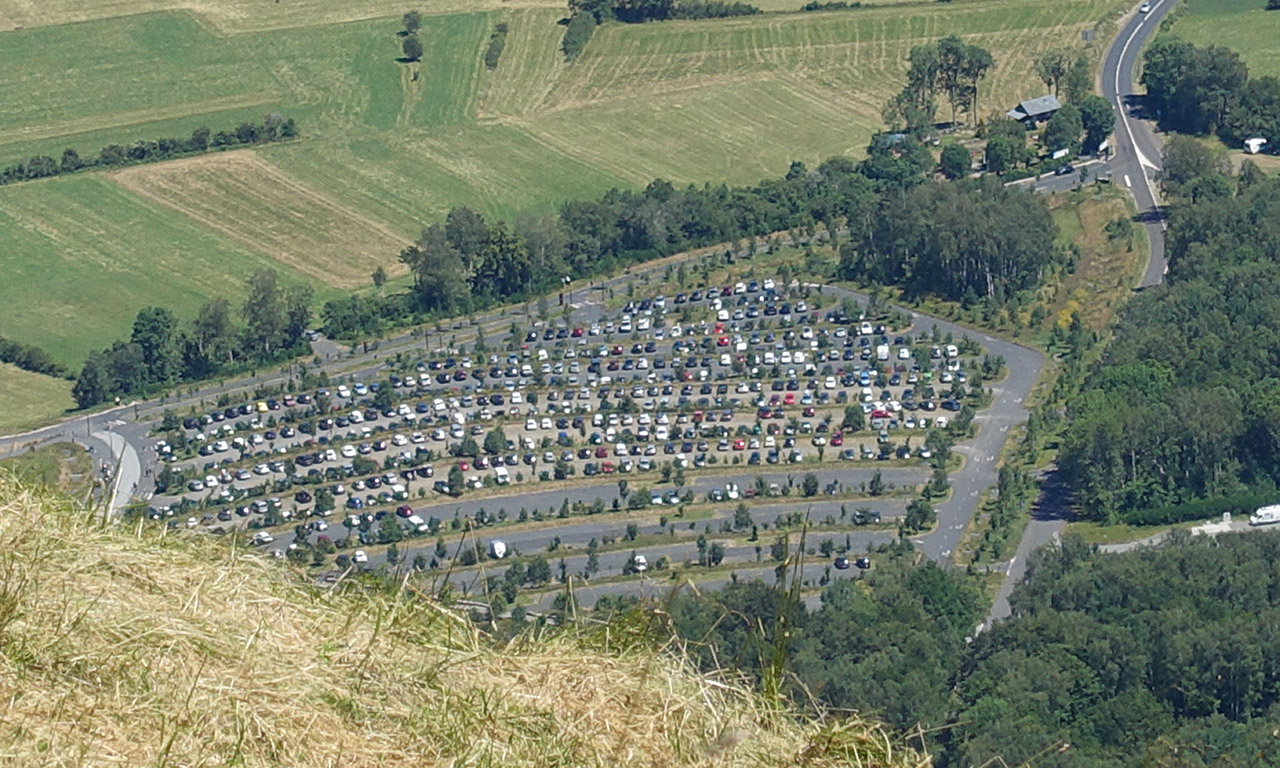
{"left": 0, "top": 175, "right": 325, "bottom": 367}
{"left": 0, "top": 364, "right": 75, "bottom": 435}
{"left": 1174, "top": 0, "right": 1280, "bottom": 79}
{"left": 112, "top": 151, "right": 410, "bottom": 289}
{"left": 0, "top": 0, "right": 1128, "bottom": 371}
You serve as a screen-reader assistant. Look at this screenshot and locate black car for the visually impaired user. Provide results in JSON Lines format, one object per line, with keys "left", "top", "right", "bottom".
{"left": 834, "top": 556, "right": 850, "bottom": 570}
{"left": 1054, "top": 164, "right": 1074, "bottom": 176}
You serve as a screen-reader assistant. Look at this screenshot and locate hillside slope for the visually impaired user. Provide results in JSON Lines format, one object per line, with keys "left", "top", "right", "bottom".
{"left": 0, "top": 475, "right": 926, "bottom": 767}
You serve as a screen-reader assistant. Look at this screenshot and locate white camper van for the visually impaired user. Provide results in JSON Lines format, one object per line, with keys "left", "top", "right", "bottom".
{"left": 1250, "top": 504, "right": 1280, "bottom": 527}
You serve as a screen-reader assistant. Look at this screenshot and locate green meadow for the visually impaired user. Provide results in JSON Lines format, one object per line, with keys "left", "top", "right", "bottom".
{"left": 0, "top": 0, "right": 1127, "bottom": 370}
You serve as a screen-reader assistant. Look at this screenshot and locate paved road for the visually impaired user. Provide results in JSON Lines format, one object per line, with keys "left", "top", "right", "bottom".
{"left": 92, "top": 430, "right": 140, "bottom": 519}
{"left": 812, "top": 286, "right": 1044, "bottom": 564}
{"left": 1103, "top": 0, "right": 1175, "bottom": 286}
{"left": 983, "top": 1, "right": 1176, "bottom": 630}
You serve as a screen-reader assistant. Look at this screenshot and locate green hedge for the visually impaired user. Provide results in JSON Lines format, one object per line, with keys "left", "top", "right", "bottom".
{"left": 1123, "top": 492, "right": 1277, "bottom": 526}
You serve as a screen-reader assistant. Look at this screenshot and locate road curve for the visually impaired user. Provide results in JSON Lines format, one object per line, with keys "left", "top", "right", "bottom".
{"left": 1102, "top": 0, "right": 1177, "bottom": 287}
{"left": 984, "top": 0, "right": 1177, "bottom": 631}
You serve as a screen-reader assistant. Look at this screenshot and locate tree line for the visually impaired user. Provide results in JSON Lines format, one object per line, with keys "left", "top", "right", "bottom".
{"left": 72, "top": 270, "right": 313, "bottom": 409}
{"left": 1059, "top": 160, "right": 1280, "bottom": 522}
{"left": 883, "top": 34, "right": 994, "bottom": 130}
{"left": 0, "top": 336, "right": 70, "bottom": 380}
{"left": 571, "top": 0, "right": 760, "bottom": 23}
{"left": 363, "top": 134, "right": 1055, "bottom": 335}
{"left": 0, "top": 114, "right": 297, "bottom": 186}
{"left": 1142, "top": 37, "right": 1279, "bottom": 150}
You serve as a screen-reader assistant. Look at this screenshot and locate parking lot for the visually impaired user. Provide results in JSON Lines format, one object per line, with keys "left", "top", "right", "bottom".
{"left": 142, "top": 276, "right": 999, "bottom": 600}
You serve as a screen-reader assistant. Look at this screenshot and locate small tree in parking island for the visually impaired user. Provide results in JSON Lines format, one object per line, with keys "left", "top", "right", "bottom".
{"left": 802, "top": 473, "right": 821, "bottom": 498}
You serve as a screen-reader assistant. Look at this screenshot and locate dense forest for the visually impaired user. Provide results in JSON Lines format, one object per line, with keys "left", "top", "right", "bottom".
{"left": 1142, "top": 37, "right": 1279, "bottom": 148}
{"left": 1059, "top": 166, "right": 1280, "bottom": 522}
{"left": 642, "top": 531, "right": 1280, "bottom": 766}
{"left": 665, "top": 542, "right": 983, "bottom": 734}
{"left": 951, "top": 533, "right": 1280, "bottom": 767}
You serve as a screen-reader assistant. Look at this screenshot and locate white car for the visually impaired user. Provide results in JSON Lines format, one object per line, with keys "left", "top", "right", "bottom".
{"left": 352, "top": 550, "right": 369, "bottom": 564}
{"left": 1139, "top": 1, "right": 1150, "bottom": 12}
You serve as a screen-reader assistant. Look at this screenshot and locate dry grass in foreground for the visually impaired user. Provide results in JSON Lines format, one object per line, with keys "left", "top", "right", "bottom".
{"left": 0, "top": 475, "right": 928, "bottom": 768}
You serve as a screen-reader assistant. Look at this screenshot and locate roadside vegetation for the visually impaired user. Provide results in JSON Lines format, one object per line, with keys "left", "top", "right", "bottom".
{"left": 1058, "top": 155, "right": 1280, "bottom": 524}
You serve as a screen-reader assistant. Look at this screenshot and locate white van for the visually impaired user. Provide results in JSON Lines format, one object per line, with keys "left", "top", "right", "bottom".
{"left": 1250, "top": 504, "right": 1280, "bottom": 526}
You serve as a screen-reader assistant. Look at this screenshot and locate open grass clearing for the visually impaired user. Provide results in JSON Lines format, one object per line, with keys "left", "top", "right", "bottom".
{"left": 1064, "top": 519, "right": 1202, "bottom": 546}
{"left": 112, "top": 151, "right": 410, "bottom": 289}
{"left": 0, "top": 175, "right": 323, "bottom": 367}
{"left": 1040, "top": 186, "right": 1147, "bottom": 333}
{"left": 0, "top": 13, "right": 280, "bottom": 157}
{"left": 262, "top": 125, "right": 629, "bottom": 229}
{"left": 0, "top": 365, "right": 75, "bottom": 436}
{"left": 1174, "top": 0, "right": 1280, "bottom": 79}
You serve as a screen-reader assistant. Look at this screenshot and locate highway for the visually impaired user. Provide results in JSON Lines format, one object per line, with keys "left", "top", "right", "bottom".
{"left": 984, "top": 0, "right": 1176, "bottom": 631}
{"left": 1102, "top": 0, "right": 1176, "bottom": 287}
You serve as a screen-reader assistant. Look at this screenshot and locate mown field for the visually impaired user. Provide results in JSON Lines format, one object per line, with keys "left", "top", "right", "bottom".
{"left": 1173, "top": 0, "right": 1280, "bottom": 78}
{"left": 0, "top": 0, "right": 1127, "bottom": 371}
{"left": 0, "top": 176, "right": 325, "bottom": 367}
{"left": 0, "top": 364, "right": 74, "bottom": 436}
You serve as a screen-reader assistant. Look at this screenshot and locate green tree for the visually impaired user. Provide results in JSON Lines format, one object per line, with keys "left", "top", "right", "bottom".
{"left": 1042, "top": 103, "right": 1083, "bottom": 154}
{"left": 483, "top": 427, "right": 507, "bottom": 456}
{"left": 984, "top": 136, "right": 1016, "bottom": 174}
{"left": 130, "top": 306, "right": 181, "bottom": 385}
{"left": 242, "top": 269, "right": 286, "bottom": 358}
{"left": 1078, "top": 94, "right": 1115, "bottom": 154}
{"left": 401, "top": 34, "right": 423, "bottom": 62}
{"left": 1064, "top": 53, "right": 1092, "bottom": 103}
{"left": 802, "top": 473, "right": 820, "bottom": 497}
{"left": 1033, "top": 47, "right": 1075, "bottom": 97}
{"left": 939, "top": 143, "right": 970, "bottom": 179}
{"left": 561, "top": 11, "right": 596, "bottom": 61}
{"left": 402, "top": 10, "right": 421, "bottom": 33}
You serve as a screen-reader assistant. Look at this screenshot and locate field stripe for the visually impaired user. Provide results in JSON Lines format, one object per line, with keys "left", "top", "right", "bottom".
{"left": 0, "top": 92, "right": 279, "bottom": 151}
{"left": 111, "top": 150, "right": 409, "bottom": 289}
